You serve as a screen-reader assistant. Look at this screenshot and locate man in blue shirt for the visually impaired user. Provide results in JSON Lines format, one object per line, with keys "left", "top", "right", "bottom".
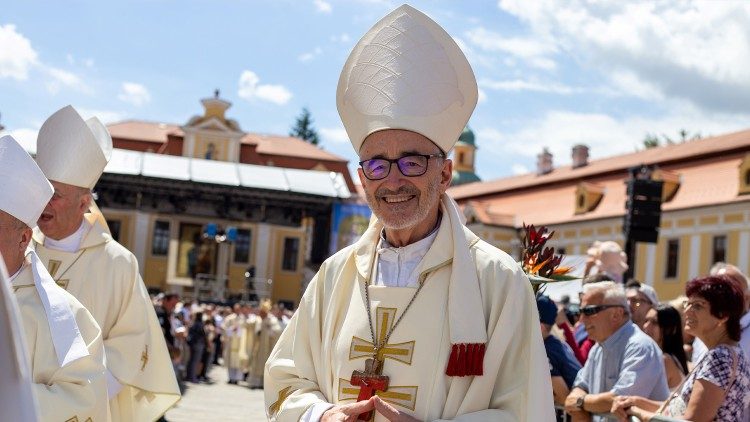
{"left": 537, "top": 295, "right": 582, "bottom": 405}
{"left": 565, "top": 282, "right": 669, "bottom": 421}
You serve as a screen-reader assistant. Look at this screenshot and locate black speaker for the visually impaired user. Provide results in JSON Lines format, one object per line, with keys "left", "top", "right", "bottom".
{"left": 623, "top": 179, "right": 663, "bottom": 243}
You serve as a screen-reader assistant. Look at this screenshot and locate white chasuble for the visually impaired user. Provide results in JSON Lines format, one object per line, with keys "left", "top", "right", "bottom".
{"left": 12, "top": 265, "right": 109, "bottom": 421}
{"left": 223, "top": 314, "right": 249, "bottom": 371}
{"left": 32, "top": 214, "right": 180, "bottom": 421}
{"left": 265, "top": 197, "right": 554, "bottom": 421}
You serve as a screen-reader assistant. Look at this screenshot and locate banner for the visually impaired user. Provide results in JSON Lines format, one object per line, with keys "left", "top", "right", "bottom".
{"left": 329, "top": 203, "right": 372, "bottom": 254}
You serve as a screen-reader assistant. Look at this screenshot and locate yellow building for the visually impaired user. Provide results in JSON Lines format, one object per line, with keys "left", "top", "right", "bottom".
{"left": 448, "top": 129, "right": 750, "bottom": 301}
{"left": 95, "top": 94, "right": 353, "bottom": 308}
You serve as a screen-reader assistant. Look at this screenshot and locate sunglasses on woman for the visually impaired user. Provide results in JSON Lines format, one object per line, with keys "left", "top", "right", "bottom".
{"left": 580, "top": 304, "right": 625, "bottom": 316}
{"left": 359, "top": 153, "right": 444, "bottom": 180}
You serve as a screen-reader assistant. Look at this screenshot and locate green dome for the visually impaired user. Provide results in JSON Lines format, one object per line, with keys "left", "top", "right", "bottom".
{"left": 452, "top": 169, "right": 481, "bottom": 186}
{"left": 457, "top": 126, "right": 475, "bottom": 146}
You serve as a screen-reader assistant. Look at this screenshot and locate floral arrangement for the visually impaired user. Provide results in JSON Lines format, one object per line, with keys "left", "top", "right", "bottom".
{"left": 520, "top": 223, "right": 577, "bottom": 294}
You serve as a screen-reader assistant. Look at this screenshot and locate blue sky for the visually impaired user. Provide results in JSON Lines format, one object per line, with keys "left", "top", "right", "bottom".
{"left": 3, "top": 0, "right": 750, "bottom": 181}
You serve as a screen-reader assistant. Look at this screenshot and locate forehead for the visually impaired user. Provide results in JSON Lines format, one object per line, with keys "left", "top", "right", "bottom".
{"left": 582, "top": 290, "right": 604, "bottom": 304}
{"left": 359, "top": 129, "right": 441, "bottom": 158}
{"left": 51, "top": 180, "right": 81, "bottom": 194}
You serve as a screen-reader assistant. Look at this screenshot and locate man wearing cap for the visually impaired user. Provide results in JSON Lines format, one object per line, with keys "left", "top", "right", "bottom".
{"left": 31, "top": 106, "right": 180, "bottom": 421}
{"left": 624, "top": 280, "right": 659, "bottom": 329}
{"left": 264, "top": 5, "right": 553, "bottom": 421}
{"left": 0, "top": 134, "right": 109, "bottom": 421}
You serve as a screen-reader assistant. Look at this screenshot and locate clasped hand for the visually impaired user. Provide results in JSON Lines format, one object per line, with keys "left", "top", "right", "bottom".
{"left": 321, "top": 396, "right": 421, "bottom": 422}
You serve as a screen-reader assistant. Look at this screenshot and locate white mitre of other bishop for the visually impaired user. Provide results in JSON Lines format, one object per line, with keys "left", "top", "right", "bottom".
{"left": 0, "top": 135, "right": 54, "bottom": 227}
{"left": 337, "top": 4, "right": 478, "bottom": 154}
{"left": 36, "top": 105, "right": 113, "bottom": 189}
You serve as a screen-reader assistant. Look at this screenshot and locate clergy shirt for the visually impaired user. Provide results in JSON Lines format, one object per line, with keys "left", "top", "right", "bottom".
{"left": 43, "top": 220, "right": 88, "bottom": 253}
{"left": 374, "top": 225, "right": 440, "bottom": 288}
{"left": 574, "top": 322, "right": 669, "bottom": 422}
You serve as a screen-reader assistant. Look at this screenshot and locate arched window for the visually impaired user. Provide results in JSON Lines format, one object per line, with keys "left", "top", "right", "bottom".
{"left": 458, "top": 151, "right": 465, "bottom": 165}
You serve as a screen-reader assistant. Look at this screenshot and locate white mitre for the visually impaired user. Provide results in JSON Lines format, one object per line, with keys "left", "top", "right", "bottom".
{"left": 36, "top": 106, "right": 113, "bottom": 189}
{"left": 0, "top": 135, "right": 54, "bottom": 228}
{"left": 337, "top": 4, "right": 478, "bottom": 154}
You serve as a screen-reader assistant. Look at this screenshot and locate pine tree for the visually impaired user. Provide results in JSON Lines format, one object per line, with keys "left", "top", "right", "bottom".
{"left": 290, "top": 108, "right": 320, "bottom": 145}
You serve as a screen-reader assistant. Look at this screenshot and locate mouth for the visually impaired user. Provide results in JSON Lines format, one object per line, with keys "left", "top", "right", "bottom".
{"left": 39, "top": 213, "right": 53, "bottom": 222}
{"left": 380, "top": 194, "right": 416, "bottom": 204}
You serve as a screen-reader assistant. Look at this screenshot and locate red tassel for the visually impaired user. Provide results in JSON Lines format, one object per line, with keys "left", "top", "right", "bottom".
{"left": 445, "top": 343, "right": 486, "bottom": 377}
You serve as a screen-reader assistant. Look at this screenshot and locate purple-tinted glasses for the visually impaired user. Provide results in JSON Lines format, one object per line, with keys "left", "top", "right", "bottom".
{"left": 359, "top": 153, "right": 444, "bottom": 180}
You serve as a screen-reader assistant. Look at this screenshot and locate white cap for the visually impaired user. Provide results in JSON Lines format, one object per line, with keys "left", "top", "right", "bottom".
{"left": 36, "top": 106, "right": 113, "bottom": 189}
{"left": 0, "top": 135, "right": 54, "bottom": 227}
{"left": 337, "top": 4, "right": 478, "bottom": 154}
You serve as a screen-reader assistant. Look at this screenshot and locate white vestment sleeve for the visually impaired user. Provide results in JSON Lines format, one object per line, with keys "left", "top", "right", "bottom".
{"left": 265, "top": 268, "right": 332, "bottom": 421}
{"left": 301, "top": 402, "right": 335, "bottom": 422}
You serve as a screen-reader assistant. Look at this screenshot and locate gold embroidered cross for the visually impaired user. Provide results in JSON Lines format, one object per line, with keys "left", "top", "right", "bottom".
{"left": 140, "top": 345, "right": 149, "bottom": 371}
{"left": 269, "top": 386, "right": 293, "bottom": 416}
{"left": 349, "top": 307, "right": 415, "bottom": 365}
{"left": 47, "top": 260, "right": 70, "bottom": 289}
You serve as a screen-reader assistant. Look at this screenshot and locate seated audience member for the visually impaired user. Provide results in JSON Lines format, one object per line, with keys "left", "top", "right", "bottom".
{"left": 625, "top": 280, "right": 659, "bottom": 329}
{"left": 611, "top": 275, "right": 750, "bottom": 421}
{"left": 565, "top": 282, "right": 668, "bottom": 421}
{"left": 538, "top": 295, "right": 583, "bottom": 405}
{"left": 643, "top": 304, "right": 689, "bottom": 390}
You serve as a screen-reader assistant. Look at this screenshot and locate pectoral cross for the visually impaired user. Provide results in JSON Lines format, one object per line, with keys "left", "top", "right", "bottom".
{"left": 140, "top": 345, "right": 149, "bottom": 371}
{"left": 350, "top": 359, "right": 389, "bottom": 421}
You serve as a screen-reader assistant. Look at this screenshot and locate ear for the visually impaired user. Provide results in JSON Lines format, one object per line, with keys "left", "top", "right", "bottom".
{"left": 78, "top": 191, "right": 92, "bottom": 214}
{"left": 18, "top": 227, "right": 32, "bottom": 254}
{"left": 439, "top": 158, "right": 453, "bottom": 190}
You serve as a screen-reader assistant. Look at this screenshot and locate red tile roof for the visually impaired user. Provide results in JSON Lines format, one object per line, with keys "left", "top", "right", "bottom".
{"left": 107, "top": 120, "right": 346, "bottom": 162}
{"left": 448, "top": 128, "right": 750, "bottom": 226}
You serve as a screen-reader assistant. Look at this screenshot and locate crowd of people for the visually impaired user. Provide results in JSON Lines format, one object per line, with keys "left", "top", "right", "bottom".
{"left": 153, "top": 295, "right": 292, "bottom": 392}
{"left": 539, "top": 240, "right": 750, "bottom": 422}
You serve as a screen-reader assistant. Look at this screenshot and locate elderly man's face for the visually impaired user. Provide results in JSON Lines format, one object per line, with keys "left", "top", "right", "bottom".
{"left": 37, "top": 181, "right": 90, "bottom": 240}
{"left": 0, "top": 211, "right": 32, "bottom": 273}
{"left": 357, "top": 130, "right": 451, "bottom": 231}
{"left": 579, "top": 291, "right": 627, "bottom": 343}
{"left": 627, "top": 289, "right": 653, "bottom": 327}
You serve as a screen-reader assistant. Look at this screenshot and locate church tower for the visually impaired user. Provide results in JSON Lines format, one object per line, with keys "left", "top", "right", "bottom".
{"left": 181, "top": 90, "right": 244, "bottom": 162}
{"left": 451, "top": 126, "right": 480, "bottom": 186}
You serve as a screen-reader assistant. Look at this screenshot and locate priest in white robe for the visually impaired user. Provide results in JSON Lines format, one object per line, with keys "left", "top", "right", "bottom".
{"left": 0, "top": 134, "right": 109, "bottom": 421}
{"left": 0, "top": 253, "right": 39, "bottom": 421}
{"left": 223, "top": 304, "right": 249, "bottom": 384}
{"left": 264, "top": 5, "right": 554, "bottom": 421}
{"left": 250, "top": 299, "right": 281, "bottom": 389}
{"left": 31, "top": 106, "right": 181, "bottom": 421}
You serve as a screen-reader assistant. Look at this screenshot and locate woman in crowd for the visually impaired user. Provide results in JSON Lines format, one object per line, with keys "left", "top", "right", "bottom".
{"left": 611, "top": 275, "right": 750, "bottom": 421}
{"left": 643, "top": 304, "right": 689, "bottom": 390}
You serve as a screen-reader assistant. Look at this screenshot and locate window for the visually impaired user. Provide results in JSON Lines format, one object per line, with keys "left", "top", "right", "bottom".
{"left": 458, "top": 151, "right": 465, "bottom": 165}
{"left": 109, "top": 220, "right": 122, "bottom": 242}
{"left": 282, "top": 237, "right": 300, "bottom": 271}
{"left": 712, "top": 235, "right": 727, "bottom": 264}
{"left": 665, "top": 239, "right": 679, "bottom": 278}
{"left": 152, "top": 221, "right": 170, "bottom": 256}
{"left": 746, "top": 169, "right": 750, "bottom": 186}
{"left": 234, "top": 229, "right": 251, "bottom": 264}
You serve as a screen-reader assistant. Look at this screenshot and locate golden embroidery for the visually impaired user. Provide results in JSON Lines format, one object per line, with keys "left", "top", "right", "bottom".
{"left": 47, "top": 260, "right": 62, "bottom": 277}
{"left": 65, "top": 417, "right": 79, "bottom": 422}
{"left": 349, "top": 307, "right": 415, "bottom": 365}
{"left": 140, "top": 345, "right": 149, "bottom": 371}
{"left": 56, "top": 279, "right": 70, "bottom": 290}
{"left": 269, "top": 386, "right": 293, "bottom": 416}
{"left": 338, "top": 378, "right": 418, "bottom": 411}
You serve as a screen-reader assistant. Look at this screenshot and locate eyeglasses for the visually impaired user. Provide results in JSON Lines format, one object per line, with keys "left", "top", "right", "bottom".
{"left": 628, "top": 298, "right": 651, "bottom": 308}
{"left": 580, "top": 304, "right": 625, "bottom": 316}
{"left": 359, "top": 154, "right": 444, "bottom": 180}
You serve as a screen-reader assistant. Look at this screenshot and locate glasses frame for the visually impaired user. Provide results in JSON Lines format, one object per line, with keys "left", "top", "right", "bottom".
{"left": 358, "top": 153, "right": 444, "bottom": 181}
{"left": 580, "top": 304, "right": 625, "bottom": 316}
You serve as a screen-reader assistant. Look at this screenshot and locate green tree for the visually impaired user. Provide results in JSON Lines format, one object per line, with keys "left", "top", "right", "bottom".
{"left": 643, "top": 133, "right": 660, "bottom": 149}
{"left": 290, "top": 108, "right": 320, "bottom": 145}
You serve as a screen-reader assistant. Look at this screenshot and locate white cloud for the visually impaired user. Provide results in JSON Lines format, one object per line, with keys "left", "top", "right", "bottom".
{"left": 483, "top": 108, "right": 750, "bottom": 167}
{"left": 238, "top": 70, "right": 293, "bottom": 105}
{"left": 314, "top": 0, "right": 332, "bottom": 13}
{"left": 117, "top": 82, "right": 151, "bottom": 106}
{"left": 45, "top": 66, "right": 92, "bottom": 94}
{"left": 298, "top": 47, "right": 323, "bottom": 62}
{"left": 76, "top": 108, "right": 127, "bottom": 124}
{"left": 0, "top": 127, "right": 39, "bottom": 155}
{"left": 477, "top": 89, "right": 487, "bottom": 103}
{"left": 0, "top": 24, "right": 39, "bottom": 80}
{"left": 479, "top": 78, "right": 576, "bottom": 95}
{"left": 465, "top": 27, "right": 557, "bottom": 70}
{"left": 320, "top": 126, "right": 350, "bottom": 144}
{"left": 511, "top": 164, "right": 529, "bottom": 175}
{"left": 330, "top": 33, "right": 351, "bottom": 43}
{"left": 497, "top": 0, "right": 750, "bottom": 112}
{"left": 83, "top": 58, "right": 95, "bottom": 68}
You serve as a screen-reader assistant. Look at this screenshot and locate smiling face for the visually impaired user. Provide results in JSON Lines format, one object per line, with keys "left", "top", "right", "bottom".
{"left": 684, "top": 295, "right": 725, "bottom": 340}
{"left": 37, "top": 180, "right": 90, "bottom": 241}
{"left": 357, "top": 129, "right": 452, "bottom": 242}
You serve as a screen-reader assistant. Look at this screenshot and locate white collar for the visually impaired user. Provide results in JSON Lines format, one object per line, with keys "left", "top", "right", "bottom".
{"left": 377, "top": 224, "right": 440, "bottom": 261}
{"left": 7, "top": 263, "right": 25, "bottom": 284}
{"left": 44, "top": 219, "right": 88, "bottom": 252}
